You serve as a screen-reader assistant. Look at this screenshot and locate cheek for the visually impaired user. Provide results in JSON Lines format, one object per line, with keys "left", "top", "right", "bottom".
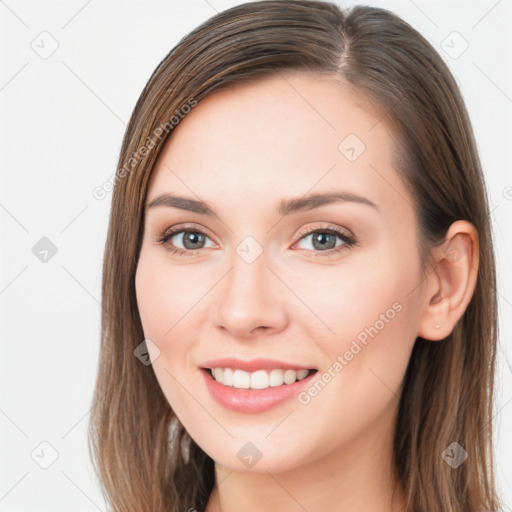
{"left": 294, "top": 289, "right": 414, "bottom": 454}
{"left": 135, "top": 261, "right": 167, "bottom": 339}
{"left": 299, "top": 252, "right": 417, "bottom": 378}
{"left": 135, "top": 253, "right": 207, "bottom": 341}
{"left": 135, "top": 256, "right": 202, "bottom": 414}
{"left": 287, "top": 260, "right": 397, "bottom": 344}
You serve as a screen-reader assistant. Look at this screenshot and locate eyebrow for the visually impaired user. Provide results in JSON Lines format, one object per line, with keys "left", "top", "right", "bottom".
{"left": 144, "top": 191, "right": 379, "bottom": 217}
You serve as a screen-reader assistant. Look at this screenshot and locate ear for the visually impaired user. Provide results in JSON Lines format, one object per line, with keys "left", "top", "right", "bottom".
{"left": 417, "top": 220, "right": 479, "bottom": 341}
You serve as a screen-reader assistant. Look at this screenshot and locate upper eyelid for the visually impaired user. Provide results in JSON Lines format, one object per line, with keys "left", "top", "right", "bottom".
{"left": 296, "top": 224, "right": 353, "bottom": 239}
{"left": 161, "top": 224, "right": 216, "bottom": 243}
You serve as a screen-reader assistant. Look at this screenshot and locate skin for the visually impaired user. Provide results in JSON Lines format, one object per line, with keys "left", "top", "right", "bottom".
{"left": 135, "top": 72, "right": 479, "bottom": 512}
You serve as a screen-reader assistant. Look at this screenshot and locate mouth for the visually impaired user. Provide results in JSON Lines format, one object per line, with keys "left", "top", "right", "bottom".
{"left": 198, "top": 357, "right": 319, "bottom": 413}
{"left": 200, "top": 364, "right": 318, "bottom": 413}
{"left": 202, "top": 367, "right": 318, "bottom": 390}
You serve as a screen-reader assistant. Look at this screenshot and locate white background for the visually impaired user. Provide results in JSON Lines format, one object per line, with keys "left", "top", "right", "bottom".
{"left": 1, "top": 0, "right": 511, "bottom": 510}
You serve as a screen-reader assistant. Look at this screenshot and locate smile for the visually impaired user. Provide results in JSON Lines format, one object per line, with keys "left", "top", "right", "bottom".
{"left": 199, "top": 358, "right": 318, "bottom": 413}
{"left": 208, "top": 367, "right": 314, "bottom": 389}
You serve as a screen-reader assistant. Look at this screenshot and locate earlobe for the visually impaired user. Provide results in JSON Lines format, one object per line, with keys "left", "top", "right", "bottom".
{"left": 417, "top": 220, "right": 479, "bottom": 341}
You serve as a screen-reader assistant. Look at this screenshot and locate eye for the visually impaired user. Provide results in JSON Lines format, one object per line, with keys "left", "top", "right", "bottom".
{"left": 155, "top": 223, "right": 357, "bottom": 258}
{"left": 293, "top": 224, "right": 356, "bottom": 257}
{"left": 155, "top": 225, "right": 215, "bottom": 256}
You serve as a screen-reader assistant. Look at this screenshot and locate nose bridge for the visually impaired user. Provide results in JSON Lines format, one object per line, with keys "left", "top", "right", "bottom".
{"left": 228, "top": 242, "right": 268, "bottom": 295}
{"left": 214, "top": 237, "right": 287, "bottom": 336}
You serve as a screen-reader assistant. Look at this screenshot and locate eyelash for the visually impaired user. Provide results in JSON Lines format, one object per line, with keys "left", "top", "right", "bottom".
{"left": 154, "top": 224, "right": 357, "bottom": 258}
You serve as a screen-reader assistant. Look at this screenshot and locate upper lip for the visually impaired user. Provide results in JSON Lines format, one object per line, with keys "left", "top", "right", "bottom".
{"left": 200, "top": 357, "right": 316, "bottom": 372}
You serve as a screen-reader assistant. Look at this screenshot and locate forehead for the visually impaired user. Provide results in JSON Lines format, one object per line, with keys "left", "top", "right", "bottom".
{"left": 146, "top": 72, "right": 412, "bottom": 222}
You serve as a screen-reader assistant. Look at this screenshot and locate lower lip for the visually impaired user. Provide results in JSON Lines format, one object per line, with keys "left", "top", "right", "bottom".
{"left": 200, "top": 368, "right": 316, "bottom": 413}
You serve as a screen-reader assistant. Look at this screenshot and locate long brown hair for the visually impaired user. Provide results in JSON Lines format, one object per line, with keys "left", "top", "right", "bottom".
{"left": 88, "top": 1, "right": 500, "bottom": 511}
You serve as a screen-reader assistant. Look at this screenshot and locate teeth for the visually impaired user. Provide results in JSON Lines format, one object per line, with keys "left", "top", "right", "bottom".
{"left": 232, "top": 369, "right": 250, "bottom": 389}
{"left": 251, "top": 370, "right": 268, "bottom": 389}
{"left": 210, "top": 367, "right": 312, "bottom": 389}
{"left": 296, "top": 369, "right": 309, "bottom": 380}
{"left": 223, "top": 367, "right": 234, "bottom": 386}
{"left": 269, "top": 369, "right": 284, "bottom": 387}
{"left": 283, "top": 369, "right": 296, "bottom": 384}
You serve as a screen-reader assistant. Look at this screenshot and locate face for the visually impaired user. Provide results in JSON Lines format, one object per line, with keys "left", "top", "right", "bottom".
{"left": 135, "top": 72, "right": 426, "bottom": 474}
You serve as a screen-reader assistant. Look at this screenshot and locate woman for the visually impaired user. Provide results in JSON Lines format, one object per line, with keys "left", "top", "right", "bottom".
{"left": 88, "top": 1, "right": 500, "bottom": 511}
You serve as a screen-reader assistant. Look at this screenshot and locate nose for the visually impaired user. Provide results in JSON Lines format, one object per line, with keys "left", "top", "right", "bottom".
{"left": 213, "top": 249, "right": 288, "bottom": 339}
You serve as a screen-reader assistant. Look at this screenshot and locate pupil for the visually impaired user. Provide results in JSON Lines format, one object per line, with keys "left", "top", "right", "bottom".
{"left": 184, "top": 232, "right": 204, "bottom": 249}
{"left": 314, "top": 232, "right": 335, "bottom": 250}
